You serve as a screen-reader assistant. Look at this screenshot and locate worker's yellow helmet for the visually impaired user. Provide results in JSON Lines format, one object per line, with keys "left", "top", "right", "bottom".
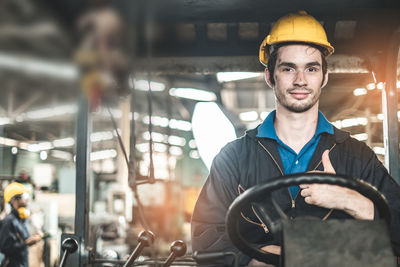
{"left": 4, "top": 182, "right": 30, "bottom": 203}
{"left": 259, "top": 10, "right": 334, "bottom": 66}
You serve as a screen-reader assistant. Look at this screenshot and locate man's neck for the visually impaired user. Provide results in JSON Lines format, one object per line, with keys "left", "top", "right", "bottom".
{"left": 274, "top": 104, "right": 319, "bottom": 154}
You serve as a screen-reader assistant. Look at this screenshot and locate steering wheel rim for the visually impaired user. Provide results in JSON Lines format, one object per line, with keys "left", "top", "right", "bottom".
{"left": 226, "top": 173, "right": 391, "bottom": 265}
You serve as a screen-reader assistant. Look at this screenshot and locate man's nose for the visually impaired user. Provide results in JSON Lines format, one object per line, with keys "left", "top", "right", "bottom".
{"left": 293, "top": 71, "right": 307, "bottom": 87}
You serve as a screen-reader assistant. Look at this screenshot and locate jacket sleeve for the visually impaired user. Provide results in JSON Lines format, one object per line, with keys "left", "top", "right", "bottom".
{"left": 360, "top": 147, "right": 400, "bottom": 256}
{"left": 0, "top": 218, "right": 26, "bottom": 257}
{"left": 191, "top": 144, "right": 252, "bottom": 266}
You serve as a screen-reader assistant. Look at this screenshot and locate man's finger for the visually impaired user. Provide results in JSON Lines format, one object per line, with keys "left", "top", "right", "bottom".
{"left": 322, "top": 150, "right": 335, "bottom": 174}
{"left": 300, "top": 188, "right": 310, "bottom": 197}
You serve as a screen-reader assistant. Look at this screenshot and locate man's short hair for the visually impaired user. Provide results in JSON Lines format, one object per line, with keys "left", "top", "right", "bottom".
{"left": 267, "top": 42, "right": 328, "bottom": 86}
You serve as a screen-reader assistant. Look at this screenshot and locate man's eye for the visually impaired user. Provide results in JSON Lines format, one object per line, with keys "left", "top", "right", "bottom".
{"left": 282, "top": 67, "right": 292, "bottom": 72}
{"left": 307, "top": 67, "right": 318, "bottom": 72}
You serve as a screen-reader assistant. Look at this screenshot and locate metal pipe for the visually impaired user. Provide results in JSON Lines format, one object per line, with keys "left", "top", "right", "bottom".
{"left": 74, "top": 97, "right": 91, "bottom": 265}
{"left": 382, "top": 31, "right": 400, "bottom": 183}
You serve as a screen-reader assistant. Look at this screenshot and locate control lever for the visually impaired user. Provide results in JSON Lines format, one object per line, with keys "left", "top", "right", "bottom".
{"left": 59, "top": 238, "right": 79, "bottom": 267}
{"left": 193, "top": 251, "right": 239, "bottom": 267}
{"left": 123, "top": 230, "right": 155, "bottom": 267}
{"left": 162, "top": 240, "right": 187, "bottom": 267}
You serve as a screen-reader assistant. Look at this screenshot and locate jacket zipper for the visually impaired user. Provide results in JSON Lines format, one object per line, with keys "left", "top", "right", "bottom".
{"left": 239, "top": 141, "right": 337, "bottom": 231}
{"left": 258, "top": 140, "right": 336, "bottom": 211}
{"left": 238, "top": 184, "right": 270, "bottom": 233}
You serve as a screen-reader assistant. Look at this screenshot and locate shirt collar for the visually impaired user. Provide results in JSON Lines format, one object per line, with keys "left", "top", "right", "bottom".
{"left": 256, "top": 110, "right": 333, "bottom": 140}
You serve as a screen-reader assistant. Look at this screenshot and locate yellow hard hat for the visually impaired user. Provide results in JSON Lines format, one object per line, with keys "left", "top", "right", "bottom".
{"left": 4, "top": 182, "right": 30, "bottom": 203}
{"left": 259, "top": 10, "right": 334, "bottom": 66}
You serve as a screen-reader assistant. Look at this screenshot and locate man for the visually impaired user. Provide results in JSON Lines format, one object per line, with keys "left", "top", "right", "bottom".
{"left": 191, "top": 11, "right": 400, "bottom": 266}
{"left": 0, "top": 182, "right": 42, "bottom": 267}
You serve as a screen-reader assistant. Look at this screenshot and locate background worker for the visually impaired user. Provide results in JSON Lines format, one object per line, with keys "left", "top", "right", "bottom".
{"left": 191, "top": 11, "right": 400, "bottom": 266}
{"left": 0, "top": 182, "right": 42, "bottom": 267}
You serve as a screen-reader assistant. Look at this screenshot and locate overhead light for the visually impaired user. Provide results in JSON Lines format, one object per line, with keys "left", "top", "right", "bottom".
{"left": 136, "top": 143, "right": 149, "bottom": 153}
{"left": 377, "top": 112, "right": 400, "bottom": 120}
{"left": 142, "top": 116, "right": 169, "bottom": 127}
{"left": 366, "top": 83, "right": 376, "bottom": 90}
{"left": 26, "top": 104, "right": 77, "bottom": 119}
{"left": 90, "top": 131, "right": 114, "bottom": 142}
{"left": 377, "top": 82, "right": 384, "bottom": 90}
{"left": 169, "top": 88, "right": 217, "bottom": 101}
{"left": 28, "top": 142, "right": 53, "bottom": 152}
{"left": 189, "top": 150, "right": 200, "bottom": 159}
{"left": 15, "top": 116, "right": 24, "bottom": 122}
{"left": 154, "top": 143, "right": 168, "bottom": 153}
{"left": 192, "top": 102, "right": 236, "bottom": 170}
{"left": 0, "top": 52, "right": 79, "bottom": 81}
{"left": 91, "top": 149, "right": 117, "bottom": 161}
{"left": 142, "top": 115, "right": 192, "bottom": 131}
{"left": 51, "top": 150, "right": 73, "bottom": 161}
{"left": 0, "top": 137, "right": 18, "bottom": 146}
{"left": 142, "top": 131, "right": 166, "bottom": 143}
{"left": 353, "top": 88, "right": 367, "bottom": 96}
{"left": 129, "top": 112, "right": 140, "bottom": 120}
{"left": 53, "top": 137, "right": 75, "bottom": 148}
{"left": 188, "top": 139, "right": 197, "bottom": 149}
{"left": 0, "top": 117, "right": 10, "bottom": 126}
{"left": 341, "top": 117, "right": 368, "bottom": 128}
{"left": 397, "top": 81, "right": 400, "bottom": 88}
{"left": 216, "top": 72, "right": 262, "bottom": 83}
{"left": 169, "top": 146, "right": 183, "bottom": 156}
{"left": 239, "top": 111, "right": 258, "bottom": 121}
{"left": 169, "top": 119, "right": 192, "bottom": 131}
{"left": 40, "top": 151, "right": 48, "bottom": 160}
{"left": 131, "top": 79, "right": 166, "bottom": 92}
{"left": 168, "top": 136, "right": 186, "bottom": 146}
{"left": 352, "top": 133, "right": 368, "bottom": 141}
{"left": 332, "top": 117, "right": 367, "bottom": 129}
{"left": 11, "top": 147, "right": 18, "bottom": 155}
{"left": 19, "top": 142, "right": 30, "bottom": 150}
{"left": 373, "top": 147, "right": 385, "bottom": 155}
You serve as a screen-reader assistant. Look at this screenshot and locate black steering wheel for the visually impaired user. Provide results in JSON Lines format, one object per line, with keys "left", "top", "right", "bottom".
{"left": 226, "top": 173, "right": 391, "bottom": 265}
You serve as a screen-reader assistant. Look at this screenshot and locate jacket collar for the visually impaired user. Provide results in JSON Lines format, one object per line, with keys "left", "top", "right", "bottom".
{"left": 246, "top": 125, "right": 350, "bottom": 172}
{"left": 246, "top": 125, "right": 349, "bottom": 144}
{"left": 11, "top": 207, "right": 20, "bottom": 219}
{"left": 256, "top": 110, "right": 334, "bottom": 139}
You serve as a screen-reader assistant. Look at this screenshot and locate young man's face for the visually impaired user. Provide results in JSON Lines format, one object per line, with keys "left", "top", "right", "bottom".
{"left": 266, "top": 44, "right": 328, "bottom": 113}
{"left": 14, "top": 193, "right": 29, "bottom": 208}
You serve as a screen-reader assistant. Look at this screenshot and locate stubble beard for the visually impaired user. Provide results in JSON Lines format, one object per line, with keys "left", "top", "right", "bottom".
{"left": 275, "top": 88, "right": 321, "bottom": 113}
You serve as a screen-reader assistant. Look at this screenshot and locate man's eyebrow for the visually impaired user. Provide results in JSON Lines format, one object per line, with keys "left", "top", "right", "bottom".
{"left": 277, "top": 61, "right": 321, "bottom": 68}
{"left": 277, "top": 62, "right": 296, "bottom": 68}
{"left": 305, "top": 61, "right": 321, "bottom": 67}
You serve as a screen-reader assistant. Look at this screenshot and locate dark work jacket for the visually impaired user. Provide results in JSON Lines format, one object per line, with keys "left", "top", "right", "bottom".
{"left": 191, "top": 126, "right": 400, "bottom": 266}
{"left": 0, "top": 209, "right": 29, "bottom": 267}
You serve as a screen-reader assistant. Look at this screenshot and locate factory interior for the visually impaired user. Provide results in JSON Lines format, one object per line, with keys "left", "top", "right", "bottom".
{"left": 0, "top": 0, "right": 399, "bottom": 266}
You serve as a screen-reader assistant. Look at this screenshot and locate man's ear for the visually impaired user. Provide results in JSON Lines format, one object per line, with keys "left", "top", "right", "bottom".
{"left": 264, "top": 68, "right": 273, "bottom": 88}
{"left": 321, "top": 72, "right": 329, "bottom": 89}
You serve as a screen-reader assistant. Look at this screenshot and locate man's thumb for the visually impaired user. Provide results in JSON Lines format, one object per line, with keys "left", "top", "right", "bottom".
{"left": 322, "top": 150, "right": 335, "bottom": 174}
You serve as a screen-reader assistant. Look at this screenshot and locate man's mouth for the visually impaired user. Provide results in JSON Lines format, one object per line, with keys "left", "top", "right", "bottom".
{"left": 289, "top": 89, "right": 311, "bottom": 100}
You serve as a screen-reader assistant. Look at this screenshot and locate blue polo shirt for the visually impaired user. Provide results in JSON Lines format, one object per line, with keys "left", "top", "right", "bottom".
{"left": 257, "top": 110, "right": 334, "bottom": 199}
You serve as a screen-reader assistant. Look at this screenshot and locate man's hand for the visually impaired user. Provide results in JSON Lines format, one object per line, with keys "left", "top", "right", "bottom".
{"left": 260, "top": 245, "right": 281, "bottom": 255}
{"left": 248, "top": 245, "right": 281, "bottom": 266}
{"left": 25, "top": 233, "right": 42, "bottom": 246}
{"left": 300, "top": 150, "right": 374, "bottom": 220}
